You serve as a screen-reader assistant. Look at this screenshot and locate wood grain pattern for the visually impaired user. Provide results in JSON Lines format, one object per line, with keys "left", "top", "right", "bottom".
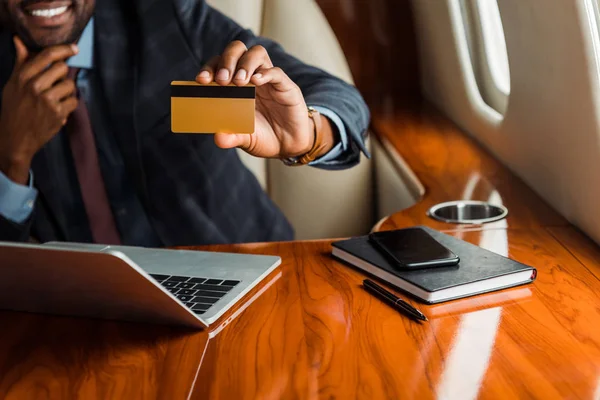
{"left": 315, "top": 0, "right": 421, "bottom": 107}
{"left": 1, "top": 2, "right": 599, "bottom": 395}
{"left": 0, "top": 312, "right": 209, "bottom": 400}
{"left": 3, "top": 229, "right": 600, "bottom": 399}
{"left": 194, "top": 230, "right": 600, "bottom": 400}
{"left": 190, "top": 243, "right": 311, "bottom": 400}
{"left": 548, "top": 226, "right": 600, "bottom": 282}
{"left": 372, "top": 108, "right": 569, "bottom": 232}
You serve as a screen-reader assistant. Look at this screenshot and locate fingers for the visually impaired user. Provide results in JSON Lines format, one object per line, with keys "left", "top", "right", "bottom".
{"left": 36, "top": 92, "right": 78, "bottom": 131}
{"left": 196, "top": 42, "right": 275, "bottom": 87}
{"left": 214, "top": 40, "right": 248, "bottom": 85}
{"left": 40, "top": 86, "right": 78, "bottom": 117}
{"left": 232, "top": 45, "right": 272, "bottom": 86}
{"left": 53, "top": 96, "right": 79, "bottom": 126}
{"left": 45, "top": 79, "right": 76, "bottom": 102}
{"left": 251, "top": 67, "right": 297, "bottom": 93}
{"left": 59, "top": 96, "right": 79, "bottom": 117}
{"left": 18, "top": 44, "right": 78, "bottom": 84}
{"left": 13, "top": 36, "right": 29, "bottom": 69}
{"left": 214, "top": 132, "right": 253, "bottom": 151}
{"left": 30, "top": 62, "right": 69, "bottom": 94}
{"left": 54, "top": 96, "right": 79, "bottom": 126}
{"left": 196, "top": 55, "right": 220, "bottom": 84}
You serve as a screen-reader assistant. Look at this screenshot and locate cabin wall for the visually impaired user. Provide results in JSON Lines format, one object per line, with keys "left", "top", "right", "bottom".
{"left": 412, "top": 0, "right": 600, "bottom": 245}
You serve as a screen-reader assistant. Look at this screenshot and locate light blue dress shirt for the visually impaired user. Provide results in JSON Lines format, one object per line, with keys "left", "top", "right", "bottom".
{"left": 0, "top": 170, "right": 37, "bottom": 224}
{"left": 0, "top": 19, "right": 349, "bottom": 224}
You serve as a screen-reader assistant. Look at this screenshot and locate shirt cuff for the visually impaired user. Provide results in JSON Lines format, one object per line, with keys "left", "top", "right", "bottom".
{"left": 0, "top": 170, "right": 38, "bottom": 224}
{"left": 308, "top": 106, "right": 349, "bottom": 167}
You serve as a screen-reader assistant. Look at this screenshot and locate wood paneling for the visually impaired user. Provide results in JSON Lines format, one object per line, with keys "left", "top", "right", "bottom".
{"left": 316, "top": 0, "right": 421, "bottom": 107}
{"left": 372, "top": 107, "right": 569, "bottom": 232}
{"left": 3, "top": 229, "right": 600, "bottom": 399}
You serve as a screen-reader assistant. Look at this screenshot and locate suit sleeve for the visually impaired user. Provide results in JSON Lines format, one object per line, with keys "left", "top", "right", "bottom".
{"left": 174, "top": 0, "right": 370, "bottom": 169}
{"left": 0, "top": 214, "right": 34, "bottom": 242}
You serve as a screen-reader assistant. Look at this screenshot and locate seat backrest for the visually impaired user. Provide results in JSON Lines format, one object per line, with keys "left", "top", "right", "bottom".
{"left": 206, "top": 0, "right": 374, "bottom": 239}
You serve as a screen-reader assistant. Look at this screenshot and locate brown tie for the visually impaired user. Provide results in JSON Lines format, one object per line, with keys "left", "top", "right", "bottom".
{"left": 66, "top": 68, "right": 121, "bottom": 244}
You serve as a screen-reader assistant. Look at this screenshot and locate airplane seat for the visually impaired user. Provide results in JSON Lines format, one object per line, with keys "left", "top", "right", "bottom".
{"left": 206, "top": 0, "right": 419, "bottom": 239}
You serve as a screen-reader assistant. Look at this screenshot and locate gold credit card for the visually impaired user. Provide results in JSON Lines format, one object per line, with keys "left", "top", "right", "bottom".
{"left": 171, "top": 81, "right": 255, "bottom": 134}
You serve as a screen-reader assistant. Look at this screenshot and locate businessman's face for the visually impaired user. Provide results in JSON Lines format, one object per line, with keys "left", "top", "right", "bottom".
{"left": 0, "top": 0, "right": 95, "bottom": 52}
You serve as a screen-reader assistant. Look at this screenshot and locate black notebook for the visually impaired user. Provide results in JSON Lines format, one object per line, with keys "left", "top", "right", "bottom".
{"left": 332, "top": 226, "right": 537, "bottom": 304}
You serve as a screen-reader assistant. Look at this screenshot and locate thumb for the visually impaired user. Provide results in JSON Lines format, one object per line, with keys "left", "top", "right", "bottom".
{"left": 13, "top": 36, "right": 29, "bottom": 68}
{"left": 214, "top": 133, "right": 252, "bottom": 151}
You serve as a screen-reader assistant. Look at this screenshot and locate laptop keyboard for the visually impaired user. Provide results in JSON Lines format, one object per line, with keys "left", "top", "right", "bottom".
{"left": 150, "top": 274, "right": 241, "bottom": 315}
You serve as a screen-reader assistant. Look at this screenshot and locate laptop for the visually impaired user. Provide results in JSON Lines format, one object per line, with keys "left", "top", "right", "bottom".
{"left": 0, "top": 241, "right": 281, "bottom": 329}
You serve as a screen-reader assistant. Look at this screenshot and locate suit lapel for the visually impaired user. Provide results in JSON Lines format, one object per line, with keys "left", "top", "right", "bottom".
{"left": 94, "top": 0, "right": 136, "bottom": 141}
{"left": 93, "top": 0, "right": 199, "bottom": 166}
{"left": 30, "top": 141, "right": 66, "bottom": 239}
{"left": 30, "top": 134, "right": 92, "bottom": 241}
{"left": 91, "top": 0, "right": 225, "bottom": 246}
{"left": 130, "top": 0, "right": 201, "bottom": 134}
{"left": 93, "top": 0, "right": 153, "bottom": 208}
{"left": 93, "top": 0, "right": 197, "bottom": 199}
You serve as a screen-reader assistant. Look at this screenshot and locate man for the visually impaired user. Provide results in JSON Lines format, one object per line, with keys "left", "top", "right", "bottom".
{"left": 0, "top": 0, "right": 370, "bottom": 246}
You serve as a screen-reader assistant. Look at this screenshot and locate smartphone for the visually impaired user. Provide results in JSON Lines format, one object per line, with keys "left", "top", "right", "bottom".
{"left": 369, "top": 227, "right": 460, "bottom": 269}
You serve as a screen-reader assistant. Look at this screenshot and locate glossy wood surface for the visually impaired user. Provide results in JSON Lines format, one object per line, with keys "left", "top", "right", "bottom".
{"left": 316, "top": 0, "right": 420, "bottom": 107}
{"left": 1, "top": 104, "right": 597, "bottom": 398}
{"left": 2, "top": 229, "right": 600, "bottom": 399}
{"left": 2, "top": 106, "right": 599, "bottom": 399}
{"left": 2, "top": 0, "right": 600, "bottom": 395}
{"left": 373, "top": 107, "right": 569, "bottom": 232}
{"left": 548, "top": 226, "right": 600, "bottom": 282}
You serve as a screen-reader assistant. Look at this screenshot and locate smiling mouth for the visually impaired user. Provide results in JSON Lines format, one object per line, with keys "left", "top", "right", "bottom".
{"left": 19, "top": 1, "right": 75, "bottom": 28}
{"left": 27, "top": 5, "right": 69, "bottom": 18}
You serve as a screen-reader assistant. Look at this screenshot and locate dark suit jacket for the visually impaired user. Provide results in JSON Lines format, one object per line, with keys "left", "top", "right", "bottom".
{"left": 0, "top": 0, "right": 370, "bottom": 246}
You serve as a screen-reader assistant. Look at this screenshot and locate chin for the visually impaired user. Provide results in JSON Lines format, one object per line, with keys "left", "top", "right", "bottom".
{"left": 31, "top": 30, "right": 77, "bottom": 47}
{"left": 11, "top": 0, "right": 91, "bottom": 51}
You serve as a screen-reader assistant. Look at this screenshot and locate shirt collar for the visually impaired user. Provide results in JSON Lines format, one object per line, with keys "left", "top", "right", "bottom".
{"left": 67, "top": 17, "right": 94, "bottom": 70}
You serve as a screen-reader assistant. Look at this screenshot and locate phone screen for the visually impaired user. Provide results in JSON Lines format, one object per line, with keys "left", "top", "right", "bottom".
{"left": 369, "top": 228, "right": 459, "bottom": 269}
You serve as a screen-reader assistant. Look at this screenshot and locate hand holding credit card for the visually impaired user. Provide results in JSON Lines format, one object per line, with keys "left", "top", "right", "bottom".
{"left": 170, "top": 41, "right": 337, "bottom": 161}
{"left": 171, "top": 81, "right": 255, "bottom": 134}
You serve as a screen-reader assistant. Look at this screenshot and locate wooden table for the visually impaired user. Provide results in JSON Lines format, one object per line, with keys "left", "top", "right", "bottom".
{"left": 2, "top": 108, "right": 600, "bottom": 399}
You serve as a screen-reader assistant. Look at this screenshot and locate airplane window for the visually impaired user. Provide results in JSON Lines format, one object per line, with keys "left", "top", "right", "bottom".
{"left": 590, "top": 0, "right": 600, "bottom": 49}
{"left": 461, "top": 0, "right": 510, "bottom": 114}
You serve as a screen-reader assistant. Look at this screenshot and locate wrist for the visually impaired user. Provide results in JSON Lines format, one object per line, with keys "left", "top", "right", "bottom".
{"left": 313, "top": 115, "right": 336, "bottom": 158}
{"left": 0, "top": 154, "right": 31, "bottom": 185}
{"left": 299, "top": 114, "right": 336, "bottom": 159}
{"left": 282, "top": 108, "right": 337, "bottom": 166}
{"left": 0, "top": 120, "right": 32, "bottom": 184}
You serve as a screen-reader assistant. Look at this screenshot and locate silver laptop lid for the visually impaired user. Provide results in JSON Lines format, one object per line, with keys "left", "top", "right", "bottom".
{"left": 0, "top": 242, "right": 281, "bottom": 328}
